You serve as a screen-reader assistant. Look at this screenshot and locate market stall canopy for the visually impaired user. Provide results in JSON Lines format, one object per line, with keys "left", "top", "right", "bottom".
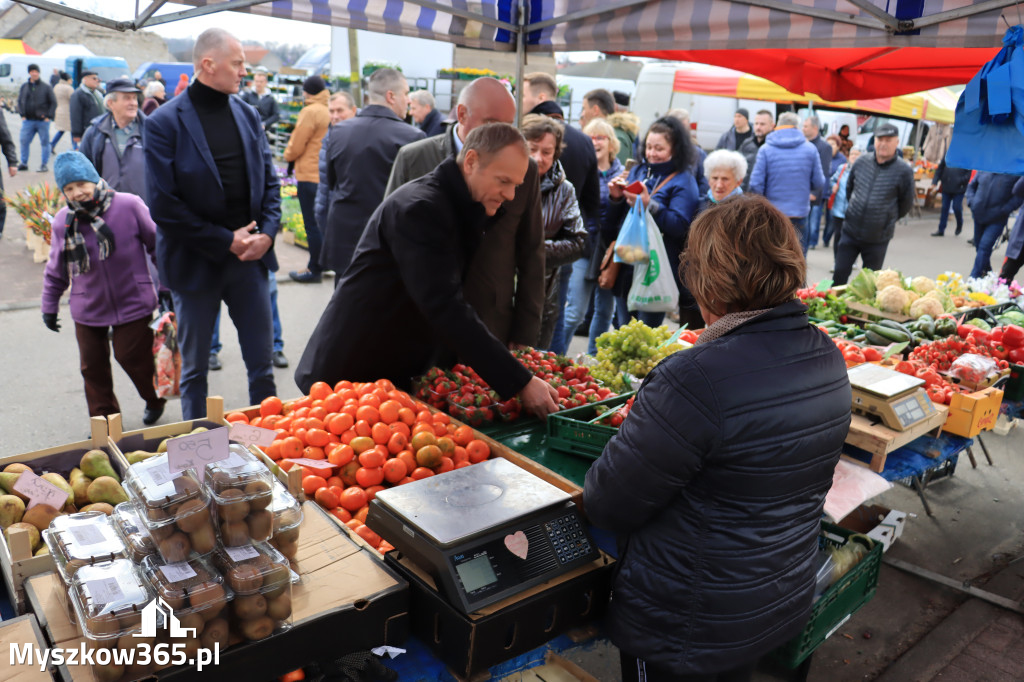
{"left": 669, "top": 62, "right": 957, "bottom": 123}
{"left": 0, "top": 38, "right": 39, "bottom": 55}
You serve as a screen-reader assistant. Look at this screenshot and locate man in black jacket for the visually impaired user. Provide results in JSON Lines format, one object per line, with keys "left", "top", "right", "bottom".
{"left": 803, "top": 115, "right": 833, "bottom": 249}
{"left": 834, "top": 124, "right": 915, "bottom": 285}
{"left": 739, "top": 109, "right": 774, "bottom": 191}
{"left": 69, "top": 71, "right": 104, "bottom": 149}
{"left": 930, "top": 153, "right": 972, "bottom": 236}
{"left": 0, "top": 112, "right": 18, "bottom": 237}
{"left": 17, "top": 64, "right": 56, "bottom": 172}
{"left": 296, "top": 123, "right": 559, "bottom": 418}
{"left": 320, "top": 68, "right": 424, "bottom": 278}
{"left": 409, "top": 90, "right": 445, "bottom": 137}
{"left": 240, "top": 68, "right": 280, "bottom": 135}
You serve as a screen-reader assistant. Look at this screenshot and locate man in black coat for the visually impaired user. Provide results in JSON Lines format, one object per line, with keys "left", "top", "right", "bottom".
{"left": 296, "top": 123, "right": 559, "bottom": 418}
{"left": 409, "top": 89, "right": 445, "bottom": 137}
{"left": 17, "top": 64, "right": 56, "bottom": 172}
{"left": 69, "top": 70, "right": 104, "bottom": 149}
{"left": 320, "top": 68, "right": 424, "bottom": 279}
{"left": 802, "top": 114, "right": 833, "bottom": 249}
{"left": 930, "top": 153, "right": 972, "bottom": 236}
{"left": 0, "top": 111, "right": 18, "bottom": 237}
{"left": 240, "top": 68, "right": 280, "bottom": 133}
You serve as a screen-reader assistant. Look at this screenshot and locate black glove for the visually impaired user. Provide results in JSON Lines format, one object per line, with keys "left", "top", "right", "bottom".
{"left": 310, "top": 652, "right": 397, "bottom": 682}
{"left": 158, "top": 291, "right": 174, "bottom": 314}
{"left": 42, "top": 312, "right": 60, "bottom": 332}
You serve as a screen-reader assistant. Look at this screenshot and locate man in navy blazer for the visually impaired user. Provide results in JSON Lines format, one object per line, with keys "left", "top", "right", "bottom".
{"left": 144, "top": 28, "right": 280, "bottom": 420}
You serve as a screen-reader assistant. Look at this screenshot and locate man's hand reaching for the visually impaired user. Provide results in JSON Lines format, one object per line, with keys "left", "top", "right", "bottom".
{"left": 238, "top": 233, "right": 272, "bottom": 261}
{"left": 519, "top": 376, "right": 559, "bottom": 420}
{"left": 229, "top": 222, "right": 257, "bottom": 257}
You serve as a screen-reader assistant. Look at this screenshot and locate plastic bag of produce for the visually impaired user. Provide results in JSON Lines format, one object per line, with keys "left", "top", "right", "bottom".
{"left": 627, "top": 209, "right": 679, "bottom": 313}
{"left": 151, "top": 310, "right": 181, "bottom": 398}
{"left": 949, "top": 353, "right": 999, "bottom": 388}
{"left": 613, "top": 199, "right": 649, "bottom": 264}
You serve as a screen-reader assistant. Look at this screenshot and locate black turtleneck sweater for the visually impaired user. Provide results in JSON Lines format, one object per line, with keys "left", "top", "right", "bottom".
{"left": 188, "top": 79, "right": 252, "bottom": 230}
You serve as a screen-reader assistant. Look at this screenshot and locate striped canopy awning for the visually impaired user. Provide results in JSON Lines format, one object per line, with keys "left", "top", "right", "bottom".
{"left": 0, "top": 38, "right": 40, "bottom": 55}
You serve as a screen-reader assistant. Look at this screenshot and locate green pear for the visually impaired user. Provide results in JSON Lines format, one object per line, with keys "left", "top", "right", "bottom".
{"left": 69, "top": 468, "right": 92, "bottom": 508}
{"left": 5, "top": 521, "right": 41, "bottom": 552}
{"left": 157, "top": 438, "right": 169, "bottom": 453}
{"left": 40, "top": 473, "right": 76, "bottom": 512}
{"left": 0, "top": 472, "right": 28, "bottom": 502}
{"left": 126, "top": 450, "right": 158, "bottom": 465}
{"left": 87, "top": 477, "right": 129, "bottom": 506}
{"left": 3, "top": 463, "right": 32, "bottom": 474}
{"left": 0, "top": 495, "right": 26, "bottom": 529}
{"left": 34, "top": 544, "right": 49, "bottom": 556}
{"left": 80, "top": 450, "right": 120, "bottom": 483}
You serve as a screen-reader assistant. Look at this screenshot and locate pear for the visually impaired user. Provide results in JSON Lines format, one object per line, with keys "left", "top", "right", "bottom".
{"left": 22, "top": 504, "right": 61, "bottom": 532}
{"left": 40, "top": 473, "right": 76, "bottom": 512}
{"left": 80, "top": 450, "right": 120, "bottom": 483}
{"left": 190, "top": 426, "right": 209, "bottom": 434}
{"left": 69, "top": 468, "right": 92, "bottom": 508}
{"left": 80, "top": 503, "right": 114, "bottom": 516}
{"left": 87, "top": 477, "right": 129, "bottom": 505}
{"left": 3, "top": 463, "right": 32, "bottom": 474}
{"left": 34, "top": 544, "right": 49, "bottom": 556}
{"left": 0, "top": 472, "right": 29, "bottom": 502}
{"left": 0, "top": 495, "right": 26, "bottom": 529}
{"left": 126, "top": 450, "right": 158, "bottom": 465}
{"left": 4, "top": 521, "right": 41, "bottom": 552}
{"left": 157, "top": 438, "right": 169, "bottom": 453}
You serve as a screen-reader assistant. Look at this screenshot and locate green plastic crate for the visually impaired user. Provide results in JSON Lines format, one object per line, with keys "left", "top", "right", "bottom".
{"left": 545, "top": 393, "right": 634, "bottom": 460}
{"left": 773, "top": 522, "right": 883, "bottom": 668}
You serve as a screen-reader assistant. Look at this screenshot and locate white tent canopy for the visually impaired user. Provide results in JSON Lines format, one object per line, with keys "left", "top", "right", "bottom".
{"left": 12, "top": 0, "right": 1020, "bottom": 51}
{"left": 40, "top": 43, "right": 94, "bottom": 58}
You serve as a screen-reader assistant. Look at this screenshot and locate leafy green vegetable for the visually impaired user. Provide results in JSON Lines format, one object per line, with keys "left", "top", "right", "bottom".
{"left": 965, "top": 318, "right": 992, "bottom": 331}
{"left": 846, "top": 268, "right": 877, "bottom": 303}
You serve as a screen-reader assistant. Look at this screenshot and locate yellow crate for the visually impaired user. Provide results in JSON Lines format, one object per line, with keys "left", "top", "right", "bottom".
{"left": 943, "top": 386, "right": 1003, "bottom": 438}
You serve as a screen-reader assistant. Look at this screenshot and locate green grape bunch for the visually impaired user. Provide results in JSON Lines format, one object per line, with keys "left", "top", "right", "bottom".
{"left": 591, "top": 320, "right": 689, "bottom": 390}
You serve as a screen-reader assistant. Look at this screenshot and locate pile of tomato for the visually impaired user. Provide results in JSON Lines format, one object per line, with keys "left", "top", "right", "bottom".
{"left": 595, "top": 395, "right": 635, "bottom": 427}
{"left": 225, "top": 379, "right": 494, "bottom": 553}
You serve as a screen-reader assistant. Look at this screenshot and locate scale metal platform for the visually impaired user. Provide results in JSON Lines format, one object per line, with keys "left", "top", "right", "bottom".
{"left": 848, "top": 363, "right": 938, "bottom": 431}
{"left": 366, "top": 458, "right": 599, "bottom": 613}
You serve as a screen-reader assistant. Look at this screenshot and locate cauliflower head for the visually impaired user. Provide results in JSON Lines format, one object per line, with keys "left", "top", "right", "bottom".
{"left": 910, "top": 296, "right": 944, "bottom": 319}
{"left": 876, "top": 285, "right": 910, "bottom": 313}
{"left": 875, "top": 269, "right": 904, "bottom": 291}
{"left": 910, "top": 276, "right": 937, "bottom": 295}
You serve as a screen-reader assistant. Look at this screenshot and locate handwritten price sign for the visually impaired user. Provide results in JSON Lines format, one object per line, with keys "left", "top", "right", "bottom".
{"left": 166, "top": 427, "right": 230, "bottom": 482}
{"left": 229, "top": 423, "right": 277, "bottom": 448}
{"left": 283, "top": 458, "right": 335, "bottom": 472}
{"left": 13, "top": 470, "right": 69, "bottom": 510}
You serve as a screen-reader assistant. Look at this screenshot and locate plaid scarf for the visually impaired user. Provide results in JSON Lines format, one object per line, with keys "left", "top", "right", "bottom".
{"left": 63, "top": 180, "right": 116, "bottom": 278}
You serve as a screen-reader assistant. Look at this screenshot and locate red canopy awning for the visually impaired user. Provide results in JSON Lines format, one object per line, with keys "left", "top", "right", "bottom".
{"left": 611, "top": 47, "right": 999, "bottom": 101}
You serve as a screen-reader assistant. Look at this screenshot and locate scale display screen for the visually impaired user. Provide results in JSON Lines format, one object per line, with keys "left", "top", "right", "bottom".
{"left": 454, "top": 554, "right": 499, "bottom": 593}
{"left": 893, "top": 393, "right": 932, "bottom": 427}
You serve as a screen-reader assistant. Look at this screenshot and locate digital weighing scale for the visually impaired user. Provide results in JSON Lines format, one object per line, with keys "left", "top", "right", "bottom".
{"left": 848, "top": 363, "right": 938, "bottom": 431}
{"left": 366, "top": 458, "right": 599, "bottom": 614}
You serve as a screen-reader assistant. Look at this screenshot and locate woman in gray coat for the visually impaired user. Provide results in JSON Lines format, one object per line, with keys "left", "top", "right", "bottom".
{"left": 50, "top": 73, "right": 73, "bottom": 152}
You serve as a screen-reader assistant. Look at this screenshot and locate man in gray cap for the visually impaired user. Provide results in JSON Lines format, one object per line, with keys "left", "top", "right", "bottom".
{"left": 80, "top": 78, "right": 148, "bottom": 201}
{"left": 17, "top": 63, "right": 56, "bottom": 171}
{"left": 833, "top": 123, "right": 915, "bottom": 285}
{"left": 70, "top": 70, "right": 104, "bottom": 149}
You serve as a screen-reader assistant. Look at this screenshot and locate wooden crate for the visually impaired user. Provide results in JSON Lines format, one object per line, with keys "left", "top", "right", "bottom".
{"left": 218, "top": 398, "right": 306, "bottom": 499}
{"left": 843, "top": 404, "right": 948, "bottom": 472}
{"left": 0, "top": 417, "right": 110, "bottom": 615}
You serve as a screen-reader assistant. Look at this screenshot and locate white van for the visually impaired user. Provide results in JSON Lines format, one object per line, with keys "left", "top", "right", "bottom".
{"left": 632, "top": 62, "right": 778, "bottom": 151}
{"left": 0, "top": 55, "right": 66, "bottom": 87}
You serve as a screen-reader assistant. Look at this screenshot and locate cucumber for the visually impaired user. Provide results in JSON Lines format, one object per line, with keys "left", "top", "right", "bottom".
{"left": 867, "top": 323, "right": 910, "bottom": 343}
{"left": 864, "top": 329, "right": 891, "bottom": 346}
{"left": 879, "top": 319, "right": 916, "bottom": 340}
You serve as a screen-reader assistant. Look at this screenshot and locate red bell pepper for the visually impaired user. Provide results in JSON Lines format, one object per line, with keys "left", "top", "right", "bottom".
{"left": 989, "top": 328, "right": 1004, "bottom": 344}
{"left": 1002, "top": 325, "right": 1024, "bottom": 348}
{"left": 990, "top": 344, "right": 1009, "bottom": 361}
{"left": 1009, "top": 347, "right": 1024, "bottom": 364}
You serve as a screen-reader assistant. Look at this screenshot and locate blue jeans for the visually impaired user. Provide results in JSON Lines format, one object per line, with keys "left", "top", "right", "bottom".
{"left": 556, "top": 258, "right": 594, "bottom": 355}
{"left": 806, "top": 201, "right": 825, "bottom": 248}
{"left": 971, "top": 222, "right": 1005, "bottom": 278}
{"left": 791, "top": 216, "right": 809, "bottom": 256}
{"left": 637, "top": 311, "right": 665, "bottom": 327}
{"left": 20, "top": 119, "right": 50, "bottom": 166}
{"left": 548, "top": 264, "right": 574, "bottom": 354}
{"left": 176, "top": 260, "right": 276, "bottom": 420}
{"left": 296, "top": 181, "right": 323, "bottom": 273}
{"left": 822, "top": 212, "right": 835, "bottom": 246}
{"left": 588, "top": 287, "right": 625, "bottom": 355}
{"left": 211, "top": 270, "right": 283, "bottom": 354}
{"left": 937, "top": 192, "right": 965, "bottom": 235}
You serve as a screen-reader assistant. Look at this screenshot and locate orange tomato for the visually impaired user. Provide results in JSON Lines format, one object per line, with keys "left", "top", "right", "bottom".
{"left": 411, "top": 423, "right": 435, "bottom": 438}
{"left": 308, "top": 406, "right": 328, "bottom": 422}
{"left": 396, "top": 450, "right": 417, "bottom": 476}
{"left": 431, "top": 412, "right": 450, "bottom": 425}
{"left": 387, "top": 432, "right": 408, "bottom": 455}
{"left": 453, "top": 425, "right": 474, "bottom": 447}
{"left": 378, "top": 400, "right": 401, "bottom": 424}
{"left": 358, "top": 393, "right": 382, "bottom": 410}
{"left": 354, "top": 504, "right": 370, "bottom": 524}
{"left": 375, "top": 378, "right": 396, "bottom": 392}
{"left": 333, "top": 379, "right": 354, "bottom": 394}
{"left": 314, "top": 487, "right": 339, "bottom": 510}
{"left": 452, "top": 446, "right": 469, "bottom": 465}
{"left": 339, "top": 487, "right": 368, "bottom": 512}
{"left": 339, "top": 461, "right": 360, "bottom": 487}
{"left": 305, "top": 428, "right": 330, "bottom": 448}
{"left": 354, "top": 420, "right": 372, "bottom": 438}
{"left": 455, "top": 461, "right": 472, "bottom": 469}
{"left": 411, "top": 467, "right": 435, "bottom": 480}
{"left": 398, "top": 476, "right": 415, "bottom": 485}
{"left": 355, "top": 466, "right": 384, "bottom": 487}
{"left": 303, "top": 446, "right": 325, "bottom": 460}
{"left": 345, "top": 518, "right": 363, "bottom": 531}
{"left": 354, "top": 524, "right": 382, "bottom": 548}
{"left": 409, "top": 431, "right": 437, "bottom": 451}
{"left": 340, "top": 429, "right": 357, "bottom": 445}
{"left": 435, "top": 457, "right": 455, "bottom": 474}
{"left": 466, "top": 439, "right": 490, "bottom": 463}
{"left": 328, "top": 444, "right": 355, "bottom": 467}
{"left": 302, "top": 475, "right": 328, "bottom": 496}
{"left": 292, "top": 406, "right": 310, "bottom": 420}
{"left": 364, "top": 484, "right": 385, "bottom": 501}
{"left": 356, "top": 405, "right": 381, "bottom": 424}
{"left": 225, "top": 411, "right": 249, "bottom": 424}
{"left": 280, "top": 436, "right": 304, "bottom": 460}
{"left": 327, "top": 413, "right": 354, "bottom": 435}
{"left": 264, "top": 441, "right": 283, "bottom": 461}
{"left": 292, "top": 396, "right": 313, "bottom": 410}
{"left": 415, "top": 410, "right": 433, "bottom": 424}
{"left": 398, "top": 407, "right": 416, "bottom": 426}
{"left": 436, "top": 436, "right": 455, "bottom": 456}
{"left": 323, "top": 393, "right": 343, "bottom": 414}
{"left": 309, "top": 381, "right": 332, "bottom": 401}
{"left": 250, "top": 417, "right": 263, "bottom": 427}
{"left": 326, "top": 476, "right": 344, "bottom": 489}
{"left": 330, "top": 507, "right": 352, "bottom": 523}
{"left": 382, "top": 458, "right": 407, "bottom": 484}
{"left": 358, "top": 448, "right": 386, "bottom": 469}
{"left": 349, "top": 436, "right": 376, "bottom": 454}
{"left": 390, "top": 421, "right": 411, "bottom": 439}
{"left": 371, "top": 421, "right": 391, "bottom": 445}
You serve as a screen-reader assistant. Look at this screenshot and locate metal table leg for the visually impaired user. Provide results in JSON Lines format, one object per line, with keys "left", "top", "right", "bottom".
{"left": 977, "top": 434, "right": 993, "bottom": 465}
{"left": 912, "top": 476, "right": 933, "bottom": 516}
{"left": 966, "top": 446, "right": 978, "bottom": 468}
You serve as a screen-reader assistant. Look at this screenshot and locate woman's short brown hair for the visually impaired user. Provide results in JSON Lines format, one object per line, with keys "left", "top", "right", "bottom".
{"left": 681, "top": 195, "right": 805, "bottom": 317}
{"left": 520, "top": 113, "right": 565, "bottom": 162}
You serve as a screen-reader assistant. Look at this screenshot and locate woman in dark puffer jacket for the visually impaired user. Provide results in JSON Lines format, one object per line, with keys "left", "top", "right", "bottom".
{"left": 585, "top": 195, "right": 852, "bottom": 682}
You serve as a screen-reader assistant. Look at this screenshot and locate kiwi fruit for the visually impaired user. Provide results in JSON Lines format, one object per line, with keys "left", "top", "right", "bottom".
{"left": 217, "top": 489, "right": 250, "bottom": 522}
{"left": 261, "top": 562, "right": 290, "bottom": 599}
{"left": 178, "top": 612, "right": 205, "bottom": 636}
{"left": 157, "top": 584, "right": 186, "bottom": 611}
{"left": 175, "top": 499, "right": 211, "bottom": 533}
{"left": 275, "top": 526, "right": 300, "bottom": 544}
{"left": 117, "top": 609, "right": 143, "bottom": 631}
{"left": 85, "top": 613, "right": 121, "bottom": 639}
{"left": 220, "top": 520, "right": 249, "bottom": 546}
{"left": 232, "top": 593, "right": 267, "bottom": 620}
{"left": 266, "top": 593, "right": 291, "bottom": 621}
{"left": 199, "top": 617, "right": 229, "bottom": 650}
{"left": 145, "top": 506, "right": 169, "bottom": 524}
{"left": 189, "top": 582, "right": 227, "bottom": 620}
{"left": 189, "top": 524, "right": 217, "bottom": 554}
{"left": 158, "top": 532, "right": 191, "bottom": 562}
{"left": 272, "top": 538, "right": 298, "bottom": 560}
{"left": 239, "top": 615, "right": 274, "bottom": 640}
{"left": 227, "top": 564, "right": 263, "bottom": 593}
{"left": 246, "top": 510, "right": 273, "bottom": 542}
{"left": 245, "top": 481, "right": 272, "bottom": 510}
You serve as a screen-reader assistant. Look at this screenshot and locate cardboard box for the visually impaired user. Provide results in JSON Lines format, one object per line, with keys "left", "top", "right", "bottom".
{"left": 836, "top": 504, "right": 909, "bottom": 552}
{"left": 27, "top": 501, "right": 409, "bottom": 682}
{"left": 943, "top": 386, "right": 1004, "bottom": 438}
{"left": 387, "top": 550, "right": 613, "bottom": 680}
{"left": 1, "top": 614, "right": 54, "bottom": 681}
{"left": 0, "top": 416, "right": 117, "bottom": 615}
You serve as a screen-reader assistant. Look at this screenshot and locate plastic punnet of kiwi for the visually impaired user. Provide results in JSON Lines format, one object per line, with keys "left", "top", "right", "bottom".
{"left": 111, "top": 502, "right": 157, "bottom": 563}
{"left": 141, "top": 553, "right": 234, "bottom": 623}
{"left": 124, "top": 453, "right": 206, "bottom": 513}
{"left": 69, "top": 559, "right": 154, "bottom": 642}
{"left": 44, "top": 512, "right": 127, "bottom": 582}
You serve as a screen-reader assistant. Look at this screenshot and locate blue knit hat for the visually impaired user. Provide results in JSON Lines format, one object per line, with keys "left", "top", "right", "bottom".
{"left": 54, "top": 152, "right": 100, "bottom": 190}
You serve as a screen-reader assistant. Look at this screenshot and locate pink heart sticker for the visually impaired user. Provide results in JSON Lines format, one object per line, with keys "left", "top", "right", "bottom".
{"left": 504, "top": 530, "right": 529, "bottom": 560}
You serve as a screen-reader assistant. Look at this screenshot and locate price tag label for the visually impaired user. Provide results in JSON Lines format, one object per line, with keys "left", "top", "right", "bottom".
{"left": 224, "top": 544, "right": 260, "bottom": 562}
{"left": 284, "top": 458, "right": 335, "bottom": 472}
{"left": 160, "top": 561, "right": 198, "bottom": 583}
{"left": 13, "top": 470, "right": 70, "bottom": 510}
{"left": 229, "top": 423, "right": 277, "bottom": 447}
{"left": 145, "top": 463, "right": 181, "bottom": 488}
{"left": 166, "top": 428, "right": 230, "bottom": 482}
{"left": 88, "top": 577, "right": 124, "bottom": 606}
{"left": 69, "top": 524, "right": 107, "bottom": 547}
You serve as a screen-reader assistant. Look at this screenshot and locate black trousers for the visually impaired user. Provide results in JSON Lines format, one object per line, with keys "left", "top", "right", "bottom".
{"left": 620, "top": 651, "right": 757, "bottom": 682}
{"left": 1001, "top": 254, "right": 1023, "bottom": 282}
{"left": 833, "top": 232, "right": 889, "bottom": 285}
